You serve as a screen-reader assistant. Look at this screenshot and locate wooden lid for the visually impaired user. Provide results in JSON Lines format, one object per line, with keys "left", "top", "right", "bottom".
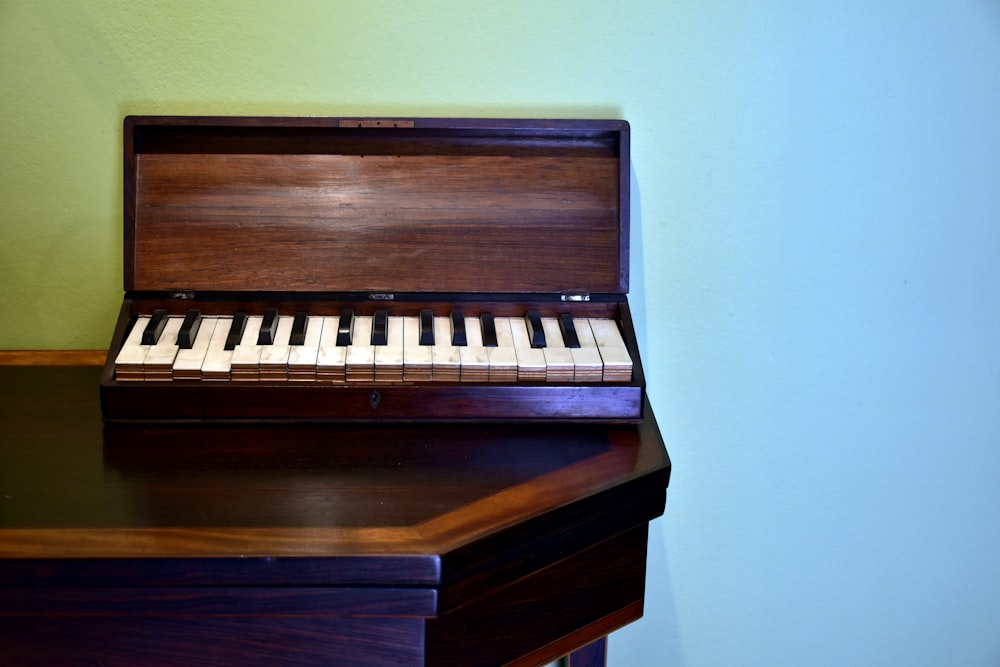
{"left": 124, "top": 116, "right": 630, "bottom": 296}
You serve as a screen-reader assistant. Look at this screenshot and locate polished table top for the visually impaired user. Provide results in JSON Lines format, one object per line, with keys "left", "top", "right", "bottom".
{"left": 0, "top": 363, "right": 670, "bottom": 666}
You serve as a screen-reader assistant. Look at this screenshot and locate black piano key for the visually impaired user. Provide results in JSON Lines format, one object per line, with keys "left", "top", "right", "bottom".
{"left": 141, "top": 309, "right": 169, "bottom": 345}
{"left": 558, "top": 313, "right": 581, "bottom": 349}
{"left": 419, "top": 308, "right": 434, "bottom": 346}
{"left": 524, "top": 309, "right": 546, "bottom": 348}
{"left": 450, "top": 309, "right": 467, "bottom": 346}
{"left": 289, "top": 311, "right": 308, "bottom": 346}
{"left": 225, "top": 312, "right": 248, "bottom": 351}
{"left": 480, "top": 313, "right": 498, "bottom": 347}
{"left": 176, "top": 309, "right": 202, "bottom": 349}
{"left": 336, "top": 308, "right": 354, "bottom": 346}
{"left": 257, "top": 307, "right": 279, "bottom": 345}
{"left": 371, "top": 309, "right": 389, "bottom": 346}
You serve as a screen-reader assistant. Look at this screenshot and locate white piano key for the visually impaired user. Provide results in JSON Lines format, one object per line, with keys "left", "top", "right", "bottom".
{"left": 487, "top": 316, "right": 518, "bottom": 382}
{"left": 597, "top": 349, "right": 633, "bottom": 381}
{"left": 374, "top": 316, "right": 404, "bottom": 382}
{"left": 588, "top": 318, "right": 633, "bottom": 381}
{"left": 575, "top": 318, "right": 598, "bottom": 347}
{"left": 173, "top": 316, "right": 220, "bottom": 380}
{"left": 243, "top": 316, "right": 264, "bottom": 343}
{"left": 587, "top": 318, "right": 627, "bottom": 348}
{"left": 142, "top": 316, "right": 185, "bottom": 380}
{"left": 114, "top": 316, "right": 152, "bottom": 381}
{"left": 316, "top": 316, "right": 347, "bottom": 383}
{"left": 569, "top": 319, "right": 604, "bottom": 382}
{"left": 230, "top": 316, "right": 264, "bottom": 381}
{"left": 287, "top": 315, "right": 324, "bottom": 381}
{"left": 403, "top": 315, "right": 433, "bottom": 381}
{"left": 571, "top": 347, "right": 605, "bottom": 382}
{"left": 459, "top": 316, "right": 489, "bottom": 382}
{"left": 542, "top": 318, "right": 565, "bottom": 348}
{"left": 258, "top": 316, "right": 296, "bottom": 381}
{"left": 431, "top": 316, "right": 461, "bottom": 381}
{"left": 345, "top": 315, "right": 374, "bottom": 382}
{"left": 201, "top": 317, "right": 237, "bottom": 380}
{"left": 540, "top": 317, "right": 574, "bottom": 382}
{"left": 459, "top": 346, "right": 490, "bottom": 382}
{"left": 506, "top": 317, "right": 546, "bottom": 382}
{"left": 464, "top": 317, "right": 483, "bottom": 347}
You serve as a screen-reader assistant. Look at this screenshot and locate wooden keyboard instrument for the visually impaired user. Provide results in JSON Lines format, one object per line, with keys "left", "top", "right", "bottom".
{"left": 100, "top": 116, "right": 645, "bottom": 423}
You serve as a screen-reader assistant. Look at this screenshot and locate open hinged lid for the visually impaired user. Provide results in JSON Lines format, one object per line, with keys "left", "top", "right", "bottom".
{"left": 124, "top": 116, "right": 630, "bottom": 298}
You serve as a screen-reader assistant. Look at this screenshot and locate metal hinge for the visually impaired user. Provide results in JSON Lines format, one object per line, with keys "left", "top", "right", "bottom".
{"left": 560, "top": 289, "right": 591, "bottom": 302}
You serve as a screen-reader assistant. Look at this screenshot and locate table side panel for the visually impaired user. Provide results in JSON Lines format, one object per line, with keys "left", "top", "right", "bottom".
{"left": 425, "top": 526, "right": 649, "bottom": 667}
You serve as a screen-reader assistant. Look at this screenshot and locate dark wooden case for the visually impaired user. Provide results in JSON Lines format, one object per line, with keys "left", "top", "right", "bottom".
{"left": 99, "top": 116, "right": 645, "bottom": 423}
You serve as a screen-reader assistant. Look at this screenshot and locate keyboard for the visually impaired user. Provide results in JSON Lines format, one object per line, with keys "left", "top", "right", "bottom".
{"left": 114, "top": 308, "right": 632, "bottom": 384}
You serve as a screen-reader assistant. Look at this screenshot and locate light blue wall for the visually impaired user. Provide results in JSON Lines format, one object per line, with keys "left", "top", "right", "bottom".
{"left": 3, "top": 2, "right": 999, "bottom": 665}
{"left": 624, "top": 3, "right": 1000, "bottom": 665}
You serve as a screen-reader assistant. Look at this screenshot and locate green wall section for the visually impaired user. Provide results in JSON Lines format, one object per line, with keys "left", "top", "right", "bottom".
{"left": 4, "top": 2, "right": 1000, "bottom": 666}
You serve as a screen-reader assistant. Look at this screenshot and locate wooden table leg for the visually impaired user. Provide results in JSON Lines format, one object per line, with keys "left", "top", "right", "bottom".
{"left": 566, "top": 637, "right": 607, "bottom": 667}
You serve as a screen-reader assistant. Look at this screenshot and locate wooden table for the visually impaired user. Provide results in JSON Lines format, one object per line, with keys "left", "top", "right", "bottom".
{"left": 0, "top": 359, "right": 670, "bottom": 666}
